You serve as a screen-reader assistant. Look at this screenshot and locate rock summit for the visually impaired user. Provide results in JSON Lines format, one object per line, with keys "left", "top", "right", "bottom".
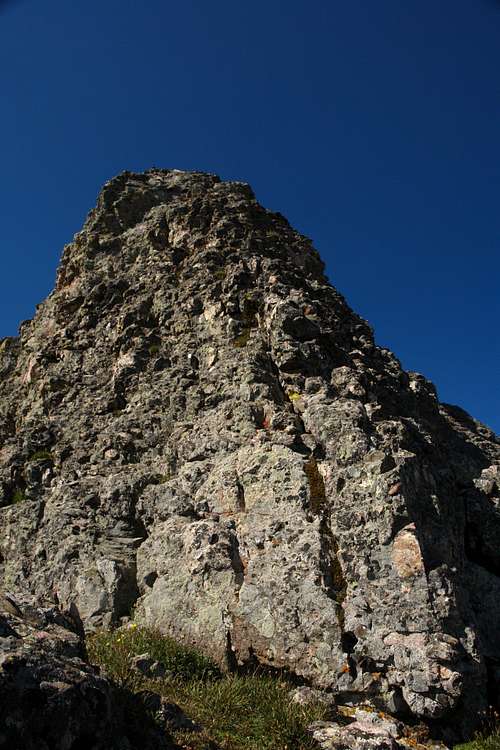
{"left": 0, "top": 169, "right": 498, "bottom": 737}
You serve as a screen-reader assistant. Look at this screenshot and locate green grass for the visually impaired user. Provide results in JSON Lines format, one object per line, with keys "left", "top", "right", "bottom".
{"left": 29, "top": 450, "right": 54, "bottom": 463}
{"left": 88, "top": 626, "right": 221, "bottom": 687}
{"left": 12, "top": 488, "right": 26, "bottom": 504}
{"left": 456, "top": 729, "right": 500, "bottom": 750}
{"left": 88, "top": 626, "right": 329, "bottom": 750}
{"left": 176, "top": 675, "right": 327, "bottom": 750}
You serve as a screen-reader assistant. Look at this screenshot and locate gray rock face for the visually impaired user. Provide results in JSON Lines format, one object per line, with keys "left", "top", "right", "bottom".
{"left": 309, "top": 708, "right": 403, "bottom": 750}
{"left": 0, "top": 169, "right": 498, "bottom": 735}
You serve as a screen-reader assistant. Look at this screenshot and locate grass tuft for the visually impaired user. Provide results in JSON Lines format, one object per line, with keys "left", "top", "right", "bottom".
{"left": 88, "top": 625, "right": 329, "bottom": 750}
{"left": 457, "top": 729, "right": 500, "bottom": 750}
{"left": 88, "top": 626, "right": 221, "bottom": 687}
{"left": 12, "top": 488, "right": 26, "bottom": 504}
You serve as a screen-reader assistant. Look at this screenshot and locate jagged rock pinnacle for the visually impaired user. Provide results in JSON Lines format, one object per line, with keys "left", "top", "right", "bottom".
{"left": 0, "top": 170, "right": 498, "bottom": 739}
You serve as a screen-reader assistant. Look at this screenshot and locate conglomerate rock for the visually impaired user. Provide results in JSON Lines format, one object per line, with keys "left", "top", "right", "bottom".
{"left": 309, "top": 707, "right": 402, "bottom": 750}
{"left": 0, "top": 169, "right": 498, "bottom": 738}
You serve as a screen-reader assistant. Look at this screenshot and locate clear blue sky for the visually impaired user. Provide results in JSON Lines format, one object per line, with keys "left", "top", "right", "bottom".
{"left": 1, "top": 0, "right": 499, "bottom": 433}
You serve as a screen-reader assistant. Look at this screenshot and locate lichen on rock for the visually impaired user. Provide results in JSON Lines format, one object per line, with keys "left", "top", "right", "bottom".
{"left": 0, "top": 168, "right": 498, "bottom": 741}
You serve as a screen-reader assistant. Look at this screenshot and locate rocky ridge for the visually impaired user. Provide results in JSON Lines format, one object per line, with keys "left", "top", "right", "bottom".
{"left": 0, "top": 169, "right": 499, "bottom": 740}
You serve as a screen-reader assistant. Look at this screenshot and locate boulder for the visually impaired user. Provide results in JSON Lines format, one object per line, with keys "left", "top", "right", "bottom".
{"left": 0, "top": 594, "right": 172, "bottom": 749}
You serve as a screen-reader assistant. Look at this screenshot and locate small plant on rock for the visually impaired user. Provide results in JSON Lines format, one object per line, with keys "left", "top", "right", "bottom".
{"left": 12, "top": 488, "right": 26, "bottom": 504}
{"left": 29, "top": 450, "right": 54, "bottom": 463}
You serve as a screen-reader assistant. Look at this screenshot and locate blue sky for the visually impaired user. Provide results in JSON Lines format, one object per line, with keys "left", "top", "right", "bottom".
{"left": 1, "top": 0, "right": 499, "bottom": 433}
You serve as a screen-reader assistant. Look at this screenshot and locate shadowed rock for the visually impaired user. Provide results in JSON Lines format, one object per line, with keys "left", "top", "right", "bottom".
{"left": 0, "top": 595, "right": 172, "bottom": 749}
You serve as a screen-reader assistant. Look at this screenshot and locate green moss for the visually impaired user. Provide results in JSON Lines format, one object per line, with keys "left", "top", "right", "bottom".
{"left": 148, "top": 344, "right": 160, "bottom": 355}
{"left": 213, "top": 268, "right": 226, "bottom": 280}
{"left": 29, "top": 450, "right": 54, "bottom": 463}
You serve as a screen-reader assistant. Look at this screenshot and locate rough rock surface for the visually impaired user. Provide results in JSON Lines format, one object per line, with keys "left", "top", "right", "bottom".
{"left": 0, "top": 169, "right": 498, "bottom": 737}
{"left": 309, "top": 707, "right": 402, "bottom": 750}
{"left": 309, "top": 705, "right": 450, "bottom": 750}
{"left": 0, "top": 595, "right": 172, "bottom": 749}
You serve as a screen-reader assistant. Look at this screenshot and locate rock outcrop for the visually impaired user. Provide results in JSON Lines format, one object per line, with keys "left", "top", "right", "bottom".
{"left": 0, "top": 595, "right": 172, "bottom": 749}
{"left": 0, "top": 169, "right": 498, "bottom": 738}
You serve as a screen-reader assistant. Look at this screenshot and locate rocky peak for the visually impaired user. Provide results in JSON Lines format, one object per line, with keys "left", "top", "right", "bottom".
{"left": 0, "top": 170, "right": 498, "bottom": 740}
